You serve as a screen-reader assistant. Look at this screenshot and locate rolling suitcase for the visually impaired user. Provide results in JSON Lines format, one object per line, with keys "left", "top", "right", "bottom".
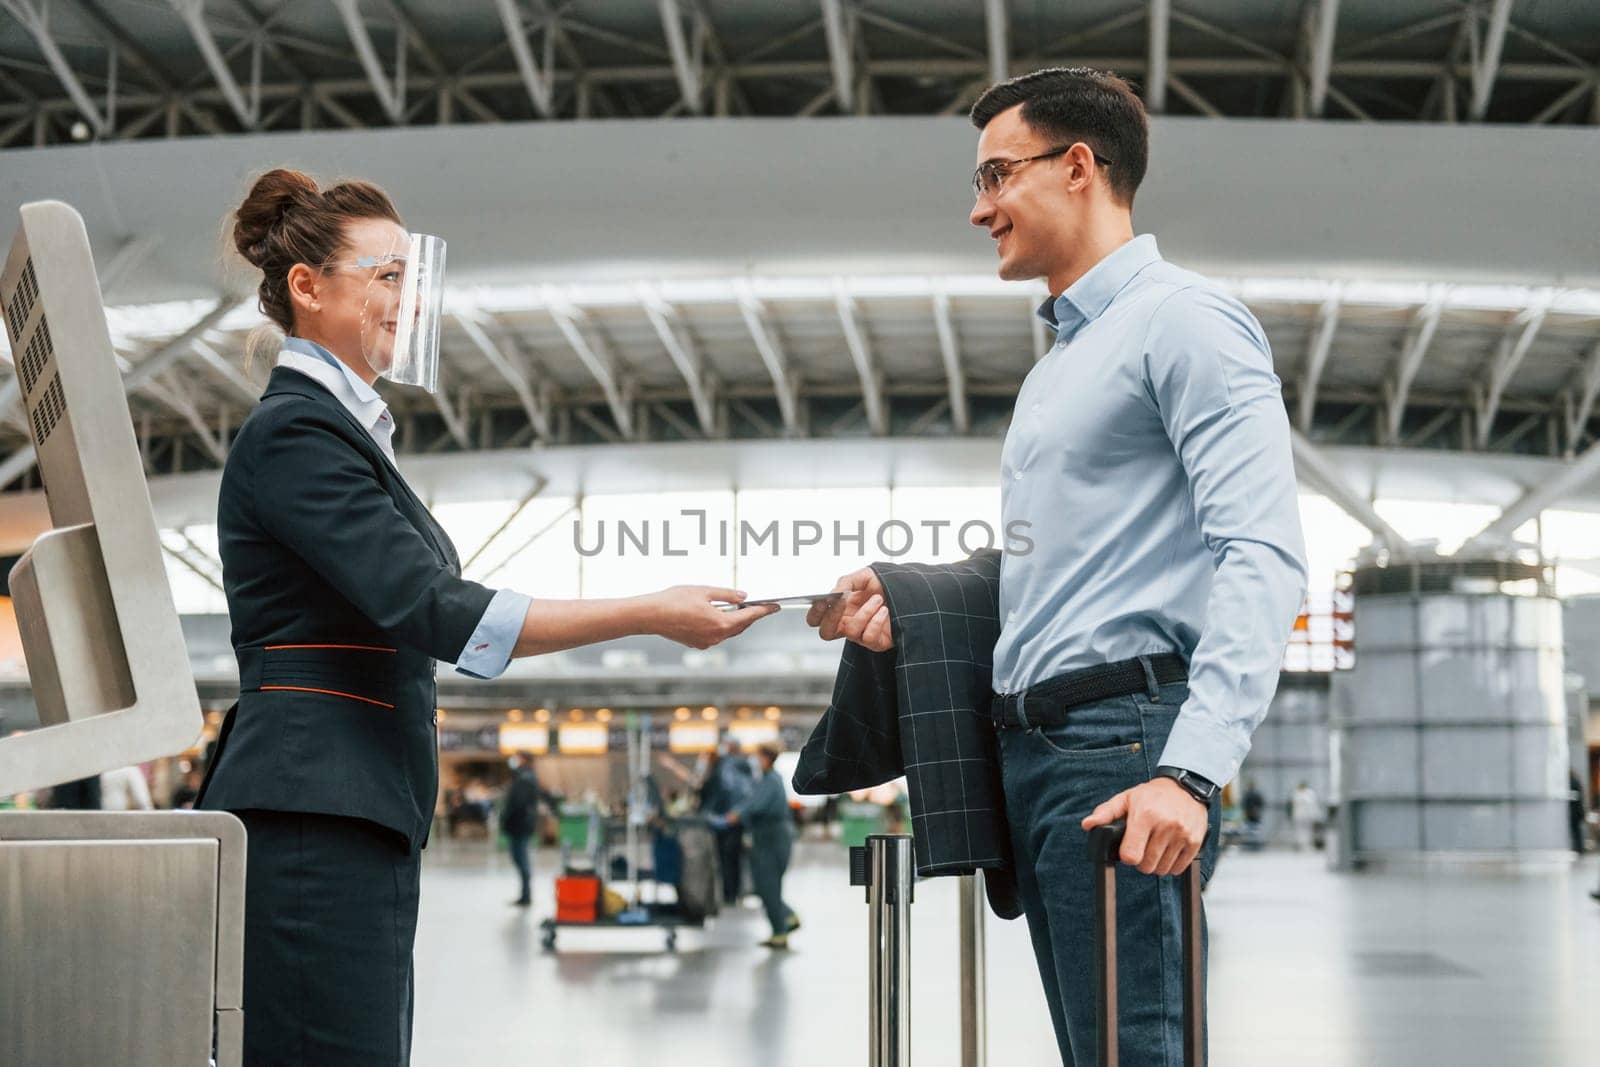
{"left": 1086, "top": 819, "right": 1205, "bottom": 1067}
{"left": 674, "top": 818, "right": 722, "bottom": 922}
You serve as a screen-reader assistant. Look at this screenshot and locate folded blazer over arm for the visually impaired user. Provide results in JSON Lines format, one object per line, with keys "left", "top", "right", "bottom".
{"left": 792, "top": 549, "right": 1019, "bottom": 919}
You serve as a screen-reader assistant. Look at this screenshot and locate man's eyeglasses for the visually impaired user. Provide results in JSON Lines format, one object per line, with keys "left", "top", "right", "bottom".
{"left": 971, "top": 143, "right": 1114, "bottom": 199}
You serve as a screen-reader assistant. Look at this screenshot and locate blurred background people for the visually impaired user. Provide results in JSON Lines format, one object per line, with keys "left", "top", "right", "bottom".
{"left": 724, "top": 744, "right": 798, "bottom": 949}
{"left": 698, "top": 740, "right": 754, "bottom": 906}
{"left": 1291, "top": 781, "right": 1322, "bottom": 851}
{"left": 48, "top": 775, "right": 101, "bottom": 810}
{"left": 502, "top": 752, "right": 563, "bottom": 908}
{"left": 99, "top": 764, "right": 153, "bottom": 811}
{"left": 1569, "top": 771, "right": 1588, "bottom": 855}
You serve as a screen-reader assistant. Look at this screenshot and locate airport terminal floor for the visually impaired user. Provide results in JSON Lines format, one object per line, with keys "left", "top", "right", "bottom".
{"left": 415, "top": 839, "right": 1600, "bottom": 1067}
{"left": 6, "top": 4, "right": 1600, "bottom": 1067}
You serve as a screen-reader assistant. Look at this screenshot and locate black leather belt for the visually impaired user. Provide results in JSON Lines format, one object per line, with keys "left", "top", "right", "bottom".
{"left": 236, "top": 643, "right": 400, "bottom": 710}
{"left": 992, "top": 653, "right": 1188, "bottom": 730}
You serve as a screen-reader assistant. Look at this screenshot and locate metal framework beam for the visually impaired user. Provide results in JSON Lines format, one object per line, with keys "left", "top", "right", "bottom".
{"left": 834, "top": 288, "right": 887, "bottom": 436}
{"left": 985, "top": 0, "right": 1009, "bottom": 85}
{"left": 144, "top": 370, "right": 228, "bottom": 463}
{"left": 1459, "top": 436, "right": 1600, "bottom": 553}
{"left": 161, "top": 536, "right": 226, "bottom": 594}
{"left": 1146, "top": 0, "right": 1170, "bottom": 113}
{"left": 658, "top": 0, "right": 704, "bottom": 115}
{"left": 546, "top": 298, "right": 635, "bottom": 439}
{"left": 1297, "top": 290, "right": 1341, "bottom": 432}
{"left": 460, "top": 477, "right": 548, "bottom": 575}
{"left": 171, "top": 0, "right": 261, "bottom": 128}
{"left": 820, "top": 0, "right": 855, "bottom": 112}
{"left": 9, "top": 47, "right": 1600, "bottom": 142}
{"left": 734, "top": 285, "right": 800, "bottom": 436}
{"left": 1166, "top": 73, "right": 1222, "bottom": 116}
{"left": 1475, "top": 296, "right": 1548, "bottom": 449}
{"left": 1307, "top": 0, "right": 1341, "bottom": 118}
{"left": 640, "top": 289, "right": 717, "bottom": 436}
{"left": 122, "top": 297, "right": 247, "bottom": 393}
{"left": 1469, "top": 0, "right": 1516, "bottom": 121}
{"left": 454, "top": 309, "right": 552, "bottom": 439}
{"left": 430, "top": 385, "right": 471, "bottom": 450}
{"left": 0, "top": 294, "right": 242, "bottom": 437}
{"left": 1289, "top": 427, "right": 1410, "bottom": 556}
{"left": 931, "top": 290, "right": 971, "bottom": 434}
{"left": 1383, "top": 289, "right": 1446, "bottom": 445}
{"left": 1565, "top": 337, "right": 1600, "bottom": 455}
{"left": 331, "top": 0, "right": 406, "bottom": 123}
{"left": 189, "top": 337, "right": 262, "bottom": 403}
{"left": 494, "top": 0, "right": 555, "bottom": 118}
{"left": 2, "top": 0, "right": 110, "bottom": 135}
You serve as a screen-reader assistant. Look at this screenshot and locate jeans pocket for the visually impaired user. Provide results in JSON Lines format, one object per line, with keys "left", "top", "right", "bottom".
{"left": 1028, "top": 697, "right": 1145, "bottom": 759}
{"left": 1032, "top": 726, "right": 1144, "bottom": 760}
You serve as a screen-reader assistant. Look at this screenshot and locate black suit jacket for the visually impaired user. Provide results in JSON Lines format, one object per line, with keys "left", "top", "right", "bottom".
{"left": 197, "top": 366, "right": 497, "bottom": 852}
{"left": 792, "top": 550, "right": 1020, "bottom": 919}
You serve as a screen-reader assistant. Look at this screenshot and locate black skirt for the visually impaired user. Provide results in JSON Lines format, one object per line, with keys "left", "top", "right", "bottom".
{"left": 236, "top": 810, "right": 422, "bottom": 1066}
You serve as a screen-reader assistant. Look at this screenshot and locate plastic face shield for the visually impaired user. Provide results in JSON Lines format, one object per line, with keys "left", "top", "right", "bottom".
{"left": 356, "top": 232, "right": 446, "bottom": 393}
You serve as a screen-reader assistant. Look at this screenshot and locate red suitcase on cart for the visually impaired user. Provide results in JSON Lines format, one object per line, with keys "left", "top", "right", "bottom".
{"left": 554, "top": 874, "right": 601, "bottom": 923}
{"left": 1086, "top": 820, "right": 1205, "bottom": 1067}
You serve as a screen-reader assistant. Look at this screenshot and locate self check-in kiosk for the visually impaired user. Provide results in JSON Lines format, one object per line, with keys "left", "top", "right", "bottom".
{"left": 0, "top": 201, "right": 245, "bottom": 1066}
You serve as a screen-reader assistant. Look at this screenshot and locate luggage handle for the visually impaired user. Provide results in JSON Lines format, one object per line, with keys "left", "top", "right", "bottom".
{"left": 1086, "top": 819, "right": 1204, "bottom": 1067}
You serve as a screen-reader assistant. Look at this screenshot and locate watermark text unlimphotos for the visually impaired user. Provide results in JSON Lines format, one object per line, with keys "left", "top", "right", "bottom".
{"left": 573, "top": 509, "right": 1034, "bottom": 558}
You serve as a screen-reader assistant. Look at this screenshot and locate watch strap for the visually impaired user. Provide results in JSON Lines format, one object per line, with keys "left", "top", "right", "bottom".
{"left": 1155, "top": 765, "right": 1216, "bottom": 804}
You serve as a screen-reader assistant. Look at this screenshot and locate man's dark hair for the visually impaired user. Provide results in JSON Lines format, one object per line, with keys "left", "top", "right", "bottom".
{"left": 969, "top": 67, "right": 1148, "bottom": 206}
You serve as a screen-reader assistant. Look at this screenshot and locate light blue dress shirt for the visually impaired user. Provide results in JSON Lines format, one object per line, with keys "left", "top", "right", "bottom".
{"left": 277, "top": 337, "right": 530, "bottom": 680}
{"left": 992, "top": 235, "right": 1308, "bottom": 788}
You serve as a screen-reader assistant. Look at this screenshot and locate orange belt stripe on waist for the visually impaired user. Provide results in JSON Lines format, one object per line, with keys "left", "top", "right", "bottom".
{"left": 259, "top": 685, "right": 396, "bottom": 709}
{"left": 263, "top": 643, "right": 397, "bottom": 653}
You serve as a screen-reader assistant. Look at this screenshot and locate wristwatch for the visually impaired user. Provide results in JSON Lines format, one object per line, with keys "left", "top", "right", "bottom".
{"left": 1154, "top": 765, "right": 1218, "bottom": 806}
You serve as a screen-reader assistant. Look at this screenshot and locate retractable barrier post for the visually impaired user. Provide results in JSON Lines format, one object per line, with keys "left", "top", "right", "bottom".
{"left": 849, "top": 834, "right": 914, "bottom": 1067}
{"left": 959, "top": 871, "right": 987, "bottom": 1067}
{"left": 1087, "top": 819, "right": 1205, "bottom": 1067}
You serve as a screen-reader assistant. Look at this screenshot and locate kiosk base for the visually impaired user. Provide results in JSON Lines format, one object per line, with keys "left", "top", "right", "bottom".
{"left": 0, "top": 810, "right": 245, "bottom": 1067}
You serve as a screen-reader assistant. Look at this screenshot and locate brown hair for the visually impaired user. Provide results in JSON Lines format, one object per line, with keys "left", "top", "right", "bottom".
{"left": 230, "top": 168, "right": 403, "bottom": 334}
{"left": 970, "top": 67, "right": 1149, "bottom": 207}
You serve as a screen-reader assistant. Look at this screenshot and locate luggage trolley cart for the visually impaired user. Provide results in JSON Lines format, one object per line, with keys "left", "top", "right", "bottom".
{"left": 540, "top": 715, "right": 717, "bottom": 952}
{"left": 538, "top": 815, "right": 717, "bottom": 952}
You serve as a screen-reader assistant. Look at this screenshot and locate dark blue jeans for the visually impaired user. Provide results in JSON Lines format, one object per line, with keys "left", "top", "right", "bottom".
{"left": 507, "top": 832, "right": 533, "bottom": 904}
{"left": 998, "top": 680, "right": 1221, "bottom": 1066}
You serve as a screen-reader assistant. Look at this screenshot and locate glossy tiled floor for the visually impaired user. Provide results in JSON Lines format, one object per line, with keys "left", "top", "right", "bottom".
{"left": 413, "top": 838, "right": 1600, "bottom": 1066}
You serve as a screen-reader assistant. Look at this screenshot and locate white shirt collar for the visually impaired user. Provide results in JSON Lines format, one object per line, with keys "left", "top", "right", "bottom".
{"left": 277, "top": 337, "right": 395, "bottom": 458}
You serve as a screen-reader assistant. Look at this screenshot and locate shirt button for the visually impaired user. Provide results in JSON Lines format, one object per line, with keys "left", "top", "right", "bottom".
{"left": 1013, "top": 470, "right": 1023, "bottom": 481}
{"left": 1031, "top": 403, "right": 1040, "bottom": 413}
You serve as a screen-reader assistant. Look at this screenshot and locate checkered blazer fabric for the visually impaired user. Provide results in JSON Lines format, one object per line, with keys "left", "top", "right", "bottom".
{"left": 792, "top": 549, "right": 1019, "bottom": 919}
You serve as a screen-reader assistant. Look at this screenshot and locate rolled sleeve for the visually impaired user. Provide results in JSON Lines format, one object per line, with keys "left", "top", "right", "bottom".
{"left": 1143, "top": 287, "right": 1310, "bottom": 787}
{"left": 454, "top": 588, "right": 532, "bottom": 680}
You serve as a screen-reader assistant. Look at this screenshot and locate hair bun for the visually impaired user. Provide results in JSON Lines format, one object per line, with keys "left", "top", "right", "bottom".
{"left": 232, "top": 168, "right": 321, "bottom": 268}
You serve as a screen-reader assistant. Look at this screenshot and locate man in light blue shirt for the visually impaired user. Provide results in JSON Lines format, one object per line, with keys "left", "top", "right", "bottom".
{"left": 813, "top": 68, "right": 1307, "bottom": 1064}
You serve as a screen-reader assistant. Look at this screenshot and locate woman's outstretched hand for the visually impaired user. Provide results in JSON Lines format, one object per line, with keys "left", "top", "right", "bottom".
{"left": 644, "top": 586, "right": 779, "bottom": 649}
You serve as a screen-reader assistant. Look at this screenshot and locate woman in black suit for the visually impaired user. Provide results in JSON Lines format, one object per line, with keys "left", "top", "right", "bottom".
{"left": 198, "top": 168, "right": 775, "bottom": 1066}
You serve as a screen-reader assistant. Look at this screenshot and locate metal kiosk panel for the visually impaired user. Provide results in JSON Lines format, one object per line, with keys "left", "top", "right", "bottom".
{"left": 0, "top": 202, "right": 244, "bottom": 1066}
